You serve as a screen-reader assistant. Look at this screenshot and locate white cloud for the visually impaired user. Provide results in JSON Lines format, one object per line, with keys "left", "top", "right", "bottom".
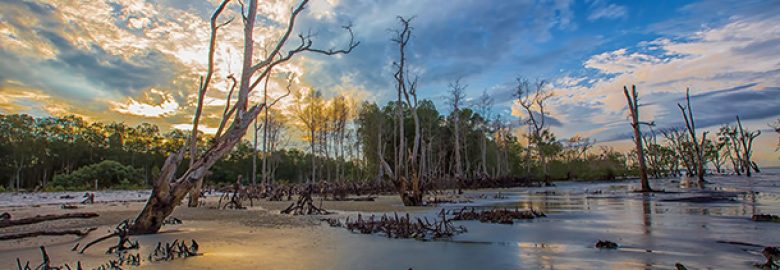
{"left": 172, "top": 123, "right": 217, "bottom": 135}
{"left": 552, "top": 17, "right": 780, "bottom": 140}
{"left": 588, "top": 3, "right": 627, "bottom": 21}
{"left": 112, "top": 89, "right": 180, "bottom": 117}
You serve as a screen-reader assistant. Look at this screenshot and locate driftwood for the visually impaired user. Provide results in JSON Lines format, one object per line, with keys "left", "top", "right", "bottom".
{"left": 81, "top": 193, "right": 94, "bottom": 204}
{"left": 595, "top": 240, "right": 618, "bottom": 249}
{"left": 0, "top": 212, "right": 99, "bottom": 228}
{"left": 78, "top": 220, "right": 138, "bottom": 254}
{"left": 0, "top": 227, "right": 96, "bottom": 241}
{"left": 281, "top": 186, "right": 330, "bottom": 215}
{"left": 450, "top": 207, "right": 545, "bottom": 224}
{"left": 16, "top": 246, "right": 82, "bottom": 270}
{"left": 162, "top": 217, "right": 183, "bottom": 225}
{"left": 753, "top": 214, "right": 780, "bottom": 222}
{"left": 756, "top": 246, "right": 779, "bottom": 269}
{"left": 339, "top": 210, "right": 466, "bottom": 240}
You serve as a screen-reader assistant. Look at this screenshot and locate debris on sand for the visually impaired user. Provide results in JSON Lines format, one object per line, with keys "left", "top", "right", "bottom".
{"left": 281, "top": 186, "right": 331, "bottom": 215}
{"left": 321, "top": 218, "right": 342, "bottom": 227}
{"left": 661, "top": 195, "right": 735, "bottom": 203}
{"left": 81, "top": 193, "right": 95, "bottom": 204}
{"left": 450, "top": 207, "right": 545, "bottom": 224}
{"left": 148, "top": 239, "right": 200, "bottom": 262}
{"left": 16, "top": 246, "right": 82, "bottom": 270}
{"left": 0, "top": 227, "right": 96, "bottom": 241}
{"left": 162, "top": 217, "right": 183, "bottom": 225}
{"left": 0, "top": 212, "right": 99, "bottom": 228}
{"left": 595, "top": 240, "right": 618, "bottom": 249}
{"left": 77, "top": 220, "right": 138, "bottom": 254}
{"left": 752, "top": 214, "right": 780, "bottom": 222}
{"left": 337, "top": 210, "right": 466, "bottom": 240}
{"left": 755, "top": 246, "right": 780, "bottom": 269}
{"left": 61, "top": 204, "right": 79, "bottom": 209}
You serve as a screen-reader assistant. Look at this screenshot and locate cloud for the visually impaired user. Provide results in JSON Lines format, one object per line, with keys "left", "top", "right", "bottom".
{"left": 112, "top": 89, "right": 180, "bottom": 117}
{"left": 587, "top": 2, "right": 627, "bottom": 21}
{"left": 296, "top": 0, "right": 579, "bottom": 101}
{"left": 550, "top": 15, "right": 780, "bottom": 142}
{"left": 171, "top": 123, "right": 217, "bottom": 135}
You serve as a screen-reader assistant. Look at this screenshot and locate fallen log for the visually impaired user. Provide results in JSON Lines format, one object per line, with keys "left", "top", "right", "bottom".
{"left": 0, "top": 228, "right": 96, "bottom": 241}
{"left": 0, "top": 212, "right": 99, "bottom": 228}
{"left": 752, "top": 214, "right": 780, "bottom": 222}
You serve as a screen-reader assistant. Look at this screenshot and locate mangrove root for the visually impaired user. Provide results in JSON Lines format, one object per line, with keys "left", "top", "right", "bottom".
{"left": 337, "top": 209, "right": 466, "bottom": 240}
{"left": 16, "top": 246, "right": 83, "bottom": 270}
{"left": 450, "top": 207, "right": 545, "bottom": 224}
{"left": 148, "top": 239, "right": 200, "bottom": 262}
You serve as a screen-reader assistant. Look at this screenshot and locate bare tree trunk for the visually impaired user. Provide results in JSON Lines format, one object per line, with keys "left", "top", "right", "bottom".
{"left": 131, "top": 0, "right": 357, "bottom": 234}
{"left": 736, "top": 116, "right": 760, "bottom": 177}
{"left": 678, "top": 89, "right": 707, "bottom": 184}
{"left": 624, "top": 85, "right": 652, "bottom": 192}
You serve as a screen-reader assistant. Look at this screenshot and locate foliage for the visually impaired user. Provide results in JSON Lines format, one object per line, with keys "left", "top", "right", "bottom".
{"left": 52, "top": 160, "right": 144, "bottom": 190}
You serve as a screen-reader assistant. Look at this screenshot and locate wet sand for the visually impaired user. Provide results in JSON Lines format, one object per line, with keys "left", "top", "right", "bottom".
{"left": 2, "top": 171, "right": 780, "bottom": 269}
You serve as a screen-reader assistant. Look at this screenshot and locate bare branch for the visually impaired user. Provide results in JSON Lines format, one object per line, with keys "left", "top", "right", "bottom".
{"left": 189, "top": 0, "right": 231, "bottom": 164}
{"left": 216, "top": 74, "right": 238, "bottom": 137}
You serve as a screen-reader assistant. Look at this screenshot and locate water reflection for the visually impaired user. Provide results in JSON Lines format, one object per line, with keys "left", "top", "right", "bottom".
{"left": 3, "top": 174, "right": 780, "bottom": 269}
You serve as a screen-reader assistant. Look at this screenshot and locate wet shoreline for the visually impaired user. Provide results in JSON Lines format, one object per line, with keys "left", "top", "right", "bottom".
{"left": 2, "top": 173, "right": 780, "bottom": 269}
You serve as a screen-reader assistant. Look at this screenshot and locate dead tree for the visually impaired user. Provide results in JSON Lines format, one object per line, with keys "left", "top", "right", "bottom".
{"left": 448, "top": 79, "right": 466, "bottom": 182}
{"left": 677, "top": 88, "right": 707, "bottom": 184}
{"left": 475, "top": 90, "right": 494, "bottom": 178}
{"left": 381, "top": 17, "right": 424, "bottom": 206}
{"left": 623, "top": 85, "right": 653, "bottom": 192}
{"left": 736, "top": 116, "right": 761, "bottom": 177}
{"left": 130, "top": 0, "right": 358, "bottom": 234}
{"left": 514, "top": 78, "right": 553, "bottom": 182}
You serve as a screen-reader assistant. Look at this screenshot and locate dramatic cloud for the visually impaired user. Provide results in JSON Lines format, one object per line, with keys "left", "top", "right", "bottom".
{"left": 1, "top": 0, "right": 778, "bottom": 164}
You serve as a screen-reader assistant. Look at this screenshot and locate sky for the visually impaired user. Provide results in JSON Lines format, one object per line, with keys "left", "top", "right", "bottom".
{"left": 1, "top": 0, "right": 779, "bottom": 165}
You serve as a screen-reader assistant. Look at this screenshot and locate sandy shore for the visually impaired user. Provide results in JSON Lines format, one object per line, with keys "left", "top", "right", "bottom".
{"left": 0, "top": 193, "right": 448, "bottom": 251}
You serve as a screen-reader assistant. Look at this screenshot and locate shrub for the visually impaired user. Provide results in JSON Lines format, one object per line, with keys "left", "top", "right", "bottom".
{"left": 52, "top": 160, "right": 144, "bottom": 190}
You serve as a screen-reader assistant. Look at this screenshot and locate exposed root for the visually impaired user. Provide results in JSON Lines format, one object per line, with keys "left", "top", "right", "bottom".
{"left": 78, "top": 220, "right": 138, "bottom": 254}
{"left": 148, "top": 239, "right": 200, "bottom": 262}
{"left": 281, "top": 186, "right": 331, "bottom": 215}
{"left": 16, "top": 246, "right": 82, "bottom": 270}
{"left": 450, "top": 207, "right": 545, "bottom": 224}
{"left": 335, "top": 209, "right": 467, "bottom": 240}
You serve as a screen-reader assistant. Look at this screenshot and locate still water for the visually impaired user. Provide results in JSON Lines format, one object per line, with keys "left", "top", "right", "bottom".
{"left": 3, "top": 171, "right": 779, "bottom": 269}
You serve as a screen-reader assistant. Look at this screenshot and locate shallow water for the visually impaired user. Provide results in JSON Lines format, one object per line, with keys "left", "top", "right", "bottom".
{"left": 3, "top": 171, "right": 780, "bottom": 269}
